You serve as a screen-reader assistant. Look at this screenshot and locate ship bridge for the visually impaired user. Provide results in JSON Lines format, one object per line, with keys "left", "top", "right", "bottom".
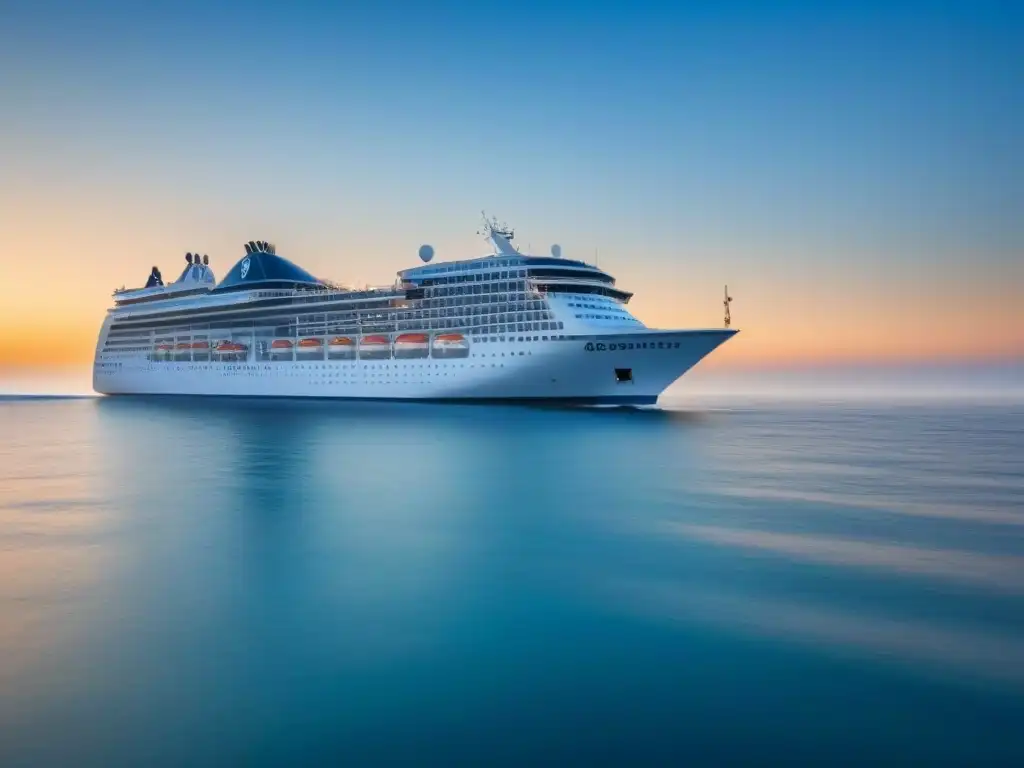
{"left": 400, "top": 255, "right": 631, "bottom": 303}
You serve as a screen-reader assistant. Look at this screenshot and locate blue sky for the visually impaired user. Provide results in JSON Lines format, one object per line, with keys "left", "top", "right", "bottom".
{"left": 5, "top": 0, "right": 1020, "bottom": 247}
{"left": 1, "top": 0, "right": 1021, "bottom": 366}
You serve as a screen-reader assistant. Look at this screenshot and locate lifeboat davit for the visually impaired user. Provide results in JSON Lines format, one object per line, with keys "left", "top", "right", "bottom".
{"left": 271, "top": 339, "right": 294, "bottom": 350}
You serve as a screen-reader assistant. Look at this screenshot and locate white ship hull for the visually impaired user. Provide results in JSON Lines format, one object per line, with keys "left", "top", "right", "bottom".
{"left": 94, "top": 328, "right": 735, "bottom": 405}
{"left": 96, "top": 222, "right": 739, "bottom": 404}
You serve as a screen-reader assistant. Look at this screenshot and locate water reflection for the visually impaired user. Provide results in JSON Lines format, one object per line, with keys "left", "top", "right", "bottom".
{"left": 601, "top": 578, "right": 1024, "bottom": 688}
{"left": 660, "top": 523, "right": 1024, "bottom": 593}
{"left": 721, "top": 485, "right": 1024, "bottom": 527}
{"left": 2, "top": 396, "right": 1023, "bottom": 764}
{"left": 0, "top": 401, "right": 112, "bottom": 720}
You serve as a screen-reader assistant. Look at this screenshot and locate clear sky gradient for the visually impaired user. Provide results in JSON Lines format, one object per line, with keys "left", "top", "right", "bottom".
{"left": 1, "top": 0, "right": 1021, "bottom": 370}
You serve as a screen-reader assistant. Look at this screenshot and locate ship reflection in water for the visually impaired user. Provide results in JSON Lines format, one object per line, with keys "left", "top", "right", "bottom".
{"left": 0, "top": 392, "right": 1022, "bottom": 764}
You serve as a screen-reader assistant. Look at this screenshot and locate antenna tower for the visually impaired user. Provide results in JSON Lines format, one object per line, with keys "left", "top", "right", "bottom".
{"left": 477, "top": 211, "right": 515, "bottom": 241}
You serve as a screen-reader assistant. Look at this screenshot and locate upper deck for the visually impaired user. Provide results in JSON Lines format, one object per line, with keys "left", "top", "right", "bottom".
{"left": 113, "top": 254, "right": 216, "bottom": 306}
{"left": 400, "top": 255, "right": 630, "bottom": 303}
{"left": 108, "top": 219, "right": 633, "bottom": 329}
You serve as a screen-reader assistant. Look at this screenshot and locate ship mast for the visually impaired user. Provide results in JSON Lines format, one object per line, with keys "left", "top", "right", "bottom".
{"left": 477, "top": 211, "right": 519, "bottom": 255}
{"left": 724, "top": 285, "right": 733, "bottom": 328}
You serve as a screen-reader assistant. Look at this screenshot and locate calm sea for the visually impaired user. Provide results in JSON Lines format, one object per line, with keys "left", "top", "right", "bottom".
{"left": 1, "top": 378, "right": 1023, "bottom": 765}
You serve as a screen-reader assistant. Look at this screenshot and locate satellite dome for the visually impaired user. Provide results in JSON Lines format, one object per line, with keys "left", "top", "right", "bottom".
{"left": 418, "top": 244, "right": 435, "bottom": 263}
{"left": 551, "top": 244, "right": 562, "bottom": 258}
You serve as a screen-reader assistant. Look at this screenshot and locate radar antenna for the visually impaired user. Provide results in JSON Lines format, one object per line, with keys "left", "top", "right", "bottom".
{"left": 724, "top": 285, "right": 733, "bottom": 328}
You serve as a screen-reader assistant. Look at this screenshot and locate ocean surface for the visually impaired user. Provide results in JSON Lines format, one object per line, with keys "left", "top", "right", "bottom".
{"left": 1, "top": 383, "right": 1023, "bottom": 765}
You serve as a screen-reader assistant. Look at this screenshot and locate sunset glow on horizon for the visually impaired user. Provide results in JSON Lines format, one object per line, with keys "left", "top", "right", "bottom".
{"left": 2, "top": 1, "right": 1021, "bottom": 376}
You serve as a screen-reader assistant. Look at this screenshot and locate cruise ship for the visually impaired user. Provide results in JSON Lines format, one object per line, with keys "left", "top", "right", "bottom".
{"left": 93, "top": 217, "right": 737, "bottom": 404}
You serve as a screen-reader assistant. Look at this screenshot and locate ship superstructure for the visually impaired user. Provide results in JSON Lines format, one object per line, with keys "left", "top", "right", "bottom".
{"left": 93, "top": 217, "right": 736, "bottom": 404}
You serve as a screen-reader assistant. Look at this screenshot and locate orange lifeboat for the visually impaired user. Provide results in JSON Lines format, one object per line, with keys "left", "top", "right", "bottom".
{"left": 432, "top": 332, "right": 469, "bottom": 359}
{"left": 175, "top": 342, "right": 192, "bottom": 350}
{"left": 156, "top": 344, "right": 173, "bottom": 351}
{"left": 394, "top": 332, "right": 429, "bottom": 359}
{"left": 395, "top": 333, "right": 429, "bottom": 345}
{"left": 190, "top": 341, "right": 210, "bottom": 350}
{"left": 327, "top": 336, "right": 355, "bottom": 359}
{"left": 216, "top": 342, "right": 247, "bottom": 353}
{"left": 296, "top": 337, "right": 324, "bottom": 358}
{"left": 434, "top": 333, "right": 466, "bottom": 344}
{"left": 271, "top": 339, "right": 294, "bottom": 350}
{"left": 358, "top": 334, "right": 390, "bottom": 359}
